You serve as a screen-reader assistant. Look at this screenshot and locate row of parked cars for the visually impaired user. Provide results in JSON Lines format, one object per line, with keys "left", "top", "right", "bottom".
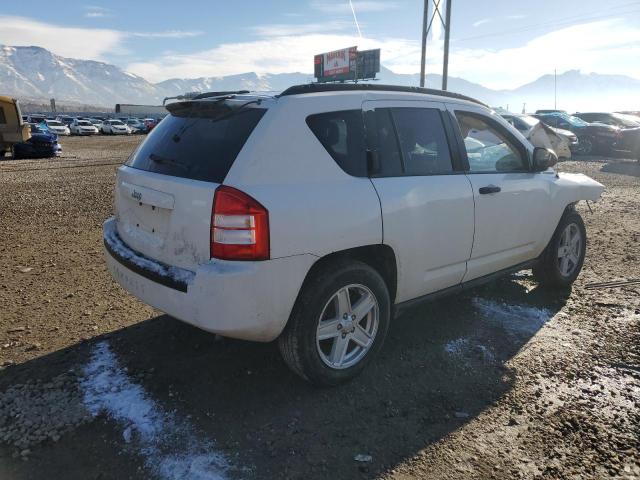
{"left": 499, "top": 109, "right": 640, "bottom": 160}
{"left": 22, "top": 115, "right": 160, "bottom": 136}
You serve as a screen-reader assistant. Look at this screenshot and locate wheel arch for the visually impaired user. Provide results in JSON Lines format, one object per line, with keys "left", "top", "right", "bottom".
{"left": 302, "top": 244, "right": 398, "bottom": 305}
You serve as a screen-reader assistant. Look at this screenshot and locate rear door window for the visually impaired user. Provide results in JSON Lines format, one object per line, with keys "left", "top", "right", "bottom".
{"left": 306, "top": 110, "right": 367, "bottom": 177}
{"left": 391, "top": 108, "right": 453, "bottom": 175}
{"left": 369, "top": 107, "right": 454, "bottom": 177}
{"left": 126, "top": 103, "right": 265, "bottom": 183}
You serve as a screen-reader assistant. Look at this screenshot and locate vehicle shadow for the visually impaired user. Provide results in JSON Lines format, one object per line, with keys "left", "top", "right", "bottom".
{"left": 600, "top": 160, "right": 640, "bottom": 177}
{"left": 0, "top": 275, "right": 569, "bottom": 480}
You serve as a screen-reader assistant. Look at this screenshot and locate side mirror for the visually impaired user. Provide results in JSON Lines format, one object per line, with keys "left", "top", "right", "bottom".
{"left": 532, "top": 147, "right": 558, "bottom": 171}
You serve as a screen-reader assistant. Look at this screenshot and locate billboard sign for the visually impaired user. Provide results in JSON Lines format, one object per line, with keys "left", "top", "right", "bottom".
{"left": 324, "top": 46, "right": 356, "bottom": 76}
{"left": 314, "top": 47, "right": 380, "bottom": 83}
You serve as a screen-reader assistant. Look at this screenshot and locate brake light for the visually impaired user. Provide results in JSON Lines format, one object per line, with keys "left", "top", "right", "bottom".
{"left": 211, "top": 186, "right": 269, "bottom": 260}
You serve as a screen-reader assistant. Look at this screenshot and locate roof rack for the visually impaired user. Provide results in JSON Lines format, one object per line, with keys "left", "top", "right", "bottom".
{"left": 278, "top": 83, "right": 487, "bottom": 107}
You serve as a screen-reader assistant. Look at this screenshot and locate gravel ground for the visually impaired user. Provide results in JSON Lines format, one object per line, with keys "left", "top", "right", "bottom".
{"left": 0, "top": 136, "right": 638, "bottom": 479}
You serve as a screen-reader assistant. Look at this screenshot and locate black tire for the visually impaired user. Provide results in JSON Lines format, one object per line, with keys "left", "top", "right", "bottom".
{"left": 533, "top": 209, "right": 587, "bottom": 289}
{"left": 278, "top": 260, "right": 391, "bottom": 386}
{"left": 576, "top": 136, "right": 593, "bottom": 156}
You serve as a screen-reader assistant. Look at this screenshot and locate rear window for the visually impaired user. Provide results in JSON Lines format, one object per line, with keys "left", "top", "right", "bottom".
{"left": 306, "top": 110, "right": 366, "bottom": 177}
{"left": 126, "top": 104, "right": 265, "bottom": 183}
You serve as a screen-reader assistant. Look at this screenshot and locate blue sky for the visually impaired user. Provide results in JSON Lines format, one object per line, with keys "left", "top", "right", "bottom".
{"left": 1, "top": 0, "right": 639, "bottom": 88}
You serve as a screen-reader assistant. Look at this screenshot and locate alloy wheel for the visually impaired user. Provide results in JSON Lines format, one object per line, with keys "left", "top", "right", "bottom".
{"left": 557, "top": 223, "right": 582, "bottom": 277}
{"left": 316, "top": 284, "right": 379, "bottom": 369}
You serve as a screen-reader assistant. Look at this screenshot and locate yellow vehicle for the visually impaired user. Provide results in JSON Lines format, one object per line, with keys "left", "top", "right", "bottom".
{"left": 0, "top": 96, "right": 30, "bottom": 157}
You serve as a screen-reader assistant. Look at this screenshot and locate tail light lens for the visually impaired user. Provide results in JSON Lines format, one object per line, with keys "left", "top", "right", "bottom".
{"left": 211, "top": 186, "right": 269, "bottom": 261}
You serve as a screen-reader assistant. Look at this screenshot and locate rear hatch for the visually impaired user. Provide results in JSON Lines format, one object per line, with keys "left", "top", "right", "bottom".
{"left": 114, "top": 97, "right": 267, "bottom": 271}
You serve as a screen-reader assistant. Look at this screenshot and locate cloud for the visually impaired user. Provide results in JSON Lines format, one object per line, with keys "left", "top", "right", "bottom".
{"left": 250, "top": 22, "right": 352, "bottom": 37}
{"left": 472, "top": 18, "right": 491, "bottom": 28}
{"left": 448, "top": 19, "right": 640, "bottom": 89}
{"left": 0, "top": 15, "right": 124, "bottom": 60}
{"left": 311, "top": 1, "right": 399, "bottom": 13}
{"left": 131, "top": 30, "right": 203, "bottom": 39}
{"left": 126, "top": 34, "right": 419, "bottom": 81}
{"left": 84, "top": 6, "right": 112, "bottom": 18}
{"left": 126, "top": 18, "right": 640, "bottom": 86}
{"left": 0, "top": 16, "right": 202, "bottom": 61}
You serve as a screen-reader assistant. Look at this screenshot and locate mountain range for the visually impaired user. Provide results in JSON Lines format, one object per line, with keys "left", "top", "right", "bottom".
{"left": 2, "top": 45, "right": 639, "bottom": 113}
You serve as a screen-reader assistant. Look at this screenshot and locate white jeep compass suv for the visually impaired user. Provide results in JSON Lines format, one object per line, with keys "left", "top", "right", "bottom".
{"left": 104, "top": 84, "right": 604, "bottom": 385}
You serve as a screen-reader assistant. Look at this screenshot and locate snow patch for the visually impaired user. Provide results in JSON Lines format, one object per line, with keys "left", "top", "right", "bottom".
{"left": 81, "top": 341, "right": 232, "bottom": 480}
{"left": 444, "top": 337, "right": 496, "bottom": 363}
{"left": 444, "top": 337, "right": 471, "bottom": 355}
{"left": 472, "top": 298, "right": 552, "bottom": 336}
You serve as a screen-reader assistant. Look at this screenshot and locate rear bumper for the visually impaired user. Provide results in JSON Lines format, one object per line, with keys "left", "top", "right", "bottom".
{"left": 103, "top": 217, "right": 316, "bottom": 342}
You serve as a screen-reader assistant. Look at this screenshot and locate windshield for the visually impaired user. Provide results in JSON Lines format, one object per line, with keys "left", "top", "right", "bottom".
{"left": 544, "top": 113, "right": 588, "bottom": 127}
{"left": 47, "top": 121, "right": 63, "bottom": 126}
{"left": 612, "top": 113, "right": 640, "bottom": 127}
{"left": 78, "top": 121, "right": 92, "bottom": 126}
{"left": 110, "top": 120, "right": 124, "bottom": 125}
{"left": 564, "top": 114, "right": 588, "bottom": 127}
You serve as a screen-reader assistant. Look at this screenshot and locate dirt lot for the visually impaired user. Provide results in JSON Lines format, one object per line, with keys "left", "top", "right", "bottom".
{"left": 0, "top": 135, "right": 638, "bottom": 480}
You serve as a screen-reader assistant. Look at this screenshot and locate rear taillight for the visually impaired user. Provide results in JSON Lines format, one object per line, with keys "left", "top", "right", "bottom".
{"left": 211, "top": 186, "right": 269, "bottom": 261}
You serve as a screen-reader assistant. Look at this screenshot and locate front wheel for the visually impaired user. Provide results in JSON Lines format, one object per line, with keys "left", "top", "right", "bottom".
{"left": 576, "top": 136, "right": 593, "bottom": 156}
{"left": 533, "top": 210, "right": 587, "bottom": 288}
{"left": 278, "top": 260, "right": 391, "bottom": 386}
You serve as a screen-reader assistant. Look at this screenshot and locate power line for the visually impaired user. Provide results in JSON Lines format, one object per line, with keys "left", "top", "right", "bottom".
{"left": 455, "top": 3, "right": 640, "bottom": 43}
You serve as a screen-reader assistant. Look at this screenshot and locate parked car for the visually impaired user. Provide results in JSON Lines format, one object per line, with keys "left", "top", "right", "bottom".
{"left": 101, "top": 119, "right": 131, "bottom": 135}
{"left": 88, "top": 118, "right": 103, "bottom": 130}
{"left": 103, "top": 84, "right": 604, "bottom": 386}
{"left": 535, "top": 109, "right": 567, "bottom": 115}
{"left": 55, "top": 116, "right": 75, "bottom": 128}
{"left": 533, "top": 112, "right": 618, "bottom": 156}
{"left": 44, "top": 119, "right": 71, "bottom": 136}
{"left": 70, "top": 119, "right": 99, "bottom": 135}
{"left": 13, "top": 124, "right": 61, "bottom": 159}
{"left": 573, "top": 112, "right": 640, "bottom": 159}
{"left": 0, "top": 96, "right": 31, "bottom": 157}
{"left": 143, "top": 118, "right": 158, "bottom": 132}
{"left": 573, "top": 112, "right": 640, "bottom": 128}
{"left": 26, "top": 114, "right": 46, "bottom": 124}
{"left": 126, "top": 118, "right": 146, "bottom": 133}
{"left": 501, "top": 112, "right": 575, "bottom": 159}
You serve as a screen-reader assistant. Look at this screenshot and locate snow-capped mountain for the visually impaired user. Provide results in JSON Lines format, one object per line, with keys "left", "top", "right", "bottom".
{"left": 0, "top": 45, "right": 159, "bottom": 106}
{"left": 2, "top": 45, "right": 639, "bottom": 112}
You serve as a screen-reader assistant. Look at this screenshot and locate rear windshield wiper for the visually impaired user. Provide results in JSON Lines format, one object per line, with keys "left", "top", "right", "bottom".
{"left": 149, "top": 153, "right": 189, "bottom": 171}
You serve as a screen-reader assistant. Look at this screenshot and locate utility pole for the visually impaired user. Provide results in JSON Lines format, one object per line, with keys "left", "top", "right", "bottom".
{"left": 442, "top": 0, "right": 452, "bottom": 90}
{"left": 419, "top": 0, "right": 429, "bottom": 87}
{"left": 554, "top": 68, "right": 557, "bottom": 110}
{"left": 419, "top": 0, "right": 453, "bottom": 90}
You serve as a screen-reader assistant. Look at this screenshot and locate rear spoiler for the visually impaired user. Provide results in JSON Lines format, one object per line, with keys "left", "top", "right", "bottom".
{"left": 162, "top": 91, "right": 251, "bottom": 107}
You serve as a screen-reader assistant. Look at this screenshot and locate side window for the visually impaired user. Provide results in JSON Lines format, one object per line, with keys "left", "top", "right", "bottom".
{"left": 391, "top": 108, "right": 453, "bottom": 175}
{"left": 0, "top": 107, "right": 6, "bottom": 124}
{"left": 306, "top": 110, "right": 366, "bottom": 177}
{"left": 455, "top": 112, "right": 528, "bottom": 173}
{"left": 370, "top": 107, "right": 454, "bottom": 177}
